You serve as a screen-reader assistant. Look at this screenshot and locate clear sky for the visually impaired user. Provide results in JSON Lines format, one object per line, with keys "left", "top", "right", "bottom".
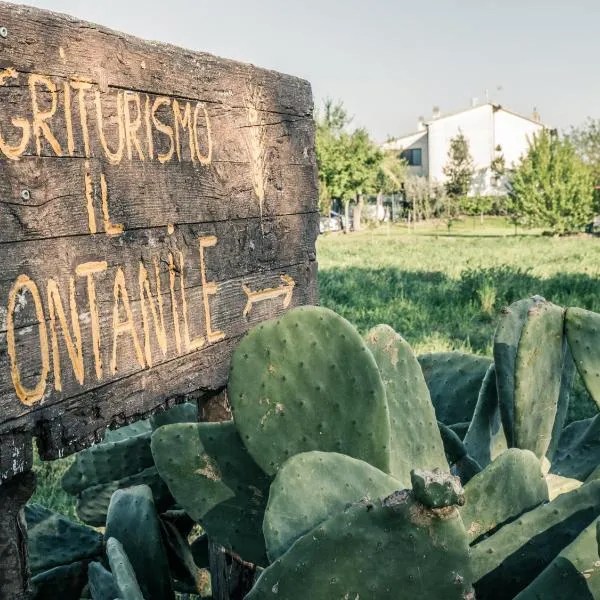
{"left": 9, "top": 0, "right": 600, "bottom": 141}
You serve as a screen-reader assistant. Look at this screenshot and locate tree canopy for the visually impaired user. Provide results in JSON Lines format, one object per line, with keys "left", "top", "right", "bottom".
{"left": 507, "top": 130, "right": 594, "bottom": 234}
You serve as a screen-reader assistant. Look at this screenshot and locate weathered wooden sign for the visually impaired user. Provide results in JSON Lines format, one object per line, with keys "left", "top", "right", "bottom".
{"left": 0, "top": 0, "right": 318, "bottom": 499}
{"left": 0, "top": 3, "right": 318, "bottom": 595}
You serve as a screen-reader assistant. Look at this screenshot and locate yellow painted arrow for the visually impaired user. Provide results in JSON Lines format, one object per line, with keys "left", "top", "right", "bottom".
{"left": 242, "top": 275, "right": 295, "bottom": 317}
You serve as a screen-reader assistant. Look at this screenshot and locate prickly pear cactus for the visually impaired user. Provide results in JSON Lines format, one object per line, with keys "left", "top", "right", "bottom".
{"left": 459, "top": 448, "right": 548, "bottom": 543}
{"left": 106, "top": 537, "right": 145, "bottom": 600}
{"left": 75, "top": 465, "right": 172, "bottom": 526}
{"left": 513, "top": 299, "right": 565, "bottom": 461}
{"left": 88, "top": 561, "right": 120, "bottom": 600}
{"left": 151, "top": 420, "right": 271, "bottom": 565}
{"left": 365, "top": 325, "right": 448, "bottom": 482}
{"left": 62, "top": 431, "right": 154, "bottom": 495}
{"left": 228, "top": 306, "right": 390, "bottom": 475}
{"left": 25, "top": 503, "right": 103, "bottom": 575}
{"left": 104, "top": 484, "right": 175, "bottom": 600}
{"left": 418, "top": 351, "right": 492, "bottom": 426}
{"left": 463, "top": 364, "right": 507, "bottom": 468}
{"left": 515, "top": 517, "right": 600, "bottom": 599}
{"left": 263, "top": 451, "right": 401, "bottom": 561}
{"left": 472, "top": 480, "right": 600, "bottom": 599}
{"left": 248, "top": 481, "right": 474, "bottom": 599}
{"left": 566, "top": 307, "right": 600, "bottom": 410}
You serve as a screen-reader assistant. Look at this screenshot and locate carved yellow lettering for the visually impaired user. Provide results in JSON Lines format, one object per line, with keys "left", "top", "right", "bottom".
{"left": 95, "top": 90, "right": 125, "bottom": 165}
{"left": 29, "top": 73, "right": 62, "bottom": 156}
{"left": 151, "top": 97, "right": 174, "bottom": 164}
{"left": 123, "top": 91, "right": 145, "bottom": 161}
{"left": 111, "top": 268, "right": 145, "bottom": 374}
{"left": 139, "top": 259, "right": 167, "bottom": 367}
{"left": 193, "top": 102, "right": 212, "bottom": 165}
{"left": 100, "top": 173, "right": 124, "bottom": 235}
{"left": 179, "top": 251, "right": 204, "bottom": 351}
{"left": 7, "top": 275, "right": 50, "bottom": 405}
{"left": 76, "top": 261, "right": 106, "bottom": 380}
{"left": 200, "top": 236, "right": 224, "bottom": 343}
{"left": 63, "top": 81, "right": 75, "bottom": 155}
{"left": 173, "top": 99, "right": 195, "bottom": 162}
{"left": 70, "top": 78, "right": 93, "bottom": 157}
{"left": 168, "top": 252, "right": 182, "bottom": 355}
{"left": 47, "top": 278, "right": 84, "bottom": 391}
{"left": 83, "top": 161, "right": 98, "bottom": 234}
{"left": 144, "top": 94, "right": 154, "bottom": 160}
{"left": 0, "top": 68, "right": 30, "bottom": 160}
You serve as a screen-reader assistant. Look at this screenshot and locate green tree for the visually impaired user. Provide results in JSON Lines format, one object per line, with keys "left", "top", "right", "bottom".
{"left": 443, "top": 132, "right": 474, "bottom": 228}
{"left": 507, "top": 130, "right": 594, "bottom": 234}
{"left": 567, "top": 118, "right": 600, "bottom": 212}
{"left": 443, "top": 131, "right": 475, "bottom": 199}
{"left": 315, "top": 99, "right": 383, "bottom": 230}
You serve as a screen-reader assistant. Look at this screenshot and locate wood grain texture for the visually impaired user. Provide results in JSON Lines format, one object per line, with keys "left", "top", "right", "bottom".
{"left": 0, "top": 2, "right": 318, "bottom": 472}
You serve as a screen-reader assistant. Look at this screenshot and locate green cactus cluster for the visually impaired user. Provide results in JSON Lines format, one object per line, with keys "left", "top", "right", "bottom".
{"left": 25, "top": 298, "right": 600, "bottom": 598}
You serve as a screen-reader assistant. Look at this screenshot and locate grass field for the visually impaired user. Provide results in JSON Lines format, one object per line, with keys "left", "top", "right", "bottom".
{"left": 318, "top": 217, "right": 600, "bottom": 422}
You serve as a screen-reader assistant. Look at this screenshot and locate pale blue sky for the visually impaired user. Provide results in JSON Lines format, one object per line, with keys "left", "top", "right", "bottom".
{"left": 10, "top": 0, "right": 600, "bottom": 141}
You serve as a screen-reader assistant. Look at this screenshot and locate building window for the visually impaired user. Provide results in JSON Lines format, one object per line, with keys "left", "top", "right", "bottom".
{"left": 401, "top": 148, "right": 422, "bottom": 167}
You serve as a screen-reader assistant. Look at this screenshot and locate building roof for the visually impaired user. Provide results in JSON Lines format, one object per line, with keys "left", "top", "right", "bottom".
{"left": 386, "top": 102, "right": 548, "bottom": 146}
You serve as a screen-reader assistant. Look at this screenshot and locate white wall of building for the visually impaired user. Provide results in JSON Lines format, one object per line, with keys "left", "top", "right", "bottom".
{"left": 383, "top": 103, "right": 548, "bottom": 196}
{"left": 493, "top": 109, "right": 545, "bottom": 169}
{"left": 427, "top": 104, "right": 495, "bottom": 194}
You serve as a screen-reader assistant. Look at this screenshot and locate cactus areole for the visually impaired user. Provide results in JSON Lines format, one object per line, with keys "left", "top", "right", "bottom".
{"left": 0, "top": 2, "right": 318, "bottom": 597}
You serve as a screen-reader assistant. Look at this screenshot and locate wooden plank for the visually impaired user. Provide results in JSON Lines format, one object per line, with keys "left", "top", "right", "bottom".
{"left": 0, "top": 158, "right": 317, "bottom": 243}
{"left": 0, "top": 2, "right": 319, "bottom": 476}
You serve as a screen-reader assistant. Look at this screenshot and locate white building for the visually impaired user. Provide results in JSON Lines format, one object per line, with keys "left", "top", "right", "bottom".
{"left": 382, "top": 102, "right": 549, "bottom": 196}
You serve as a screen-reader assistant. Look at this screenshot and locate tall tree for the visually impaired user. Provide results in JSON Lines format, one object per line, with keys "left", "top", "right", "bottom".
{"left": 507, "top": 130, "right": 593, "bottom": 234}
{"left": 443, "top": 131, "right": 475, "bottom": 199}
{"left": 315, "top": 99, "right": 383, "bottom": 230}
{"left": 567, "top": 117, "right": 600, "bottom": 211}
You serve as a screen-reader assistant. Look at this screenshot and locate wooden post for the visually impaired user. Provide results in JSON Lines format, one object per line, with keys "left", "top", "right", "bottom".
{"left": 209, "top": 541, "right": 256, "bottom": 600}
{"left": 0, "top": 471, "right": 36, "bottom": 600}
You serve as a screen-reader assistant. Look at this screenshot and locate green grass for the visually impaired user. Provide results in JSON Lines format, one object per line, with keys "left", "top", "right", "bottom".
{"left": 318, "top": 217, "right": 600, "bottom": 422}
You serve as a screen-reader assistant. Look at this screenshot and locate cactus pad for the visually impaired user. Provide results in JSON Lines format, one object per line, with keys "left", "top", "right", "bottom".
{"left": 228, "top": 306, "right": 390, "bottom": 475}
{"left": 463, "top": 364, "right": 507, "bottom": 468}
{"left": 150, "top": 401, "right": 198, "bottom": 429}
{"left": 105, "top": 484, "right": 174, "bottom": 600}
{"left": 459, "top": 448, "right": 548, "bottom": 543}
{"left": 365, "top": 325, "right": 447, "bottom": 482}
{"left": 88, "top": 561, "right": 120, "bottom": 600}
{"left": 24, "top": 503, "right": 103, "bottom": 575}
{"left": 494, "top": 297, "right": 540, "bottom": 446}
{"left": 263, "top": 450, "right": 401, "bottom": 561}
{"left": 151, "top": 421, "right": 271, "bottom": 565}
{"left": 75, "top": 465, "right": 172, "bottom": 526}
{"left": 418, "top": 351, "right": 492, "bottom": 425}
{"left": 515, "top": 518, "right": 600, "bottom": 599}
{"left": 551, "top": 414, "right": 600, "bottom": 481}
{"left": 513, "top": 299, "right": 565, "bottom": 460}
{"left": 106, "top": 537, "right": 145, "bottom": 600}
{"left": 248, "top": 489, "right": 474, "bottom": 599}
{"left": 30, "top": 561, "right": 87, "bottom": 600}
{"left": 472, "top": 480, "right": 600, "bottom": 599}
{"left": 62, "top": 431, "right": 154, "bottom": 495}
{"left": 566, "top": 307, "right": 600, "bottom": 410}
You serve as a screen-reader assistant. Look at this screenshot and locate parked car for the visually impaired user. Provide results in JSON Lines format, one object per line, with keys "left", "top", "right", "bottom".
{"left": 319, "top": 211, "right": 343, "bottom": 233}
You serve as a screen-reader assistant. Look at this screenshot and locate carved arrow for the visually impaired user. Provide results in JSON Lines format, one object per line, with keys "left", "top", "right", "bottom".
{"left": 242, "top": 275, "right": 295, "bottom": 317}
